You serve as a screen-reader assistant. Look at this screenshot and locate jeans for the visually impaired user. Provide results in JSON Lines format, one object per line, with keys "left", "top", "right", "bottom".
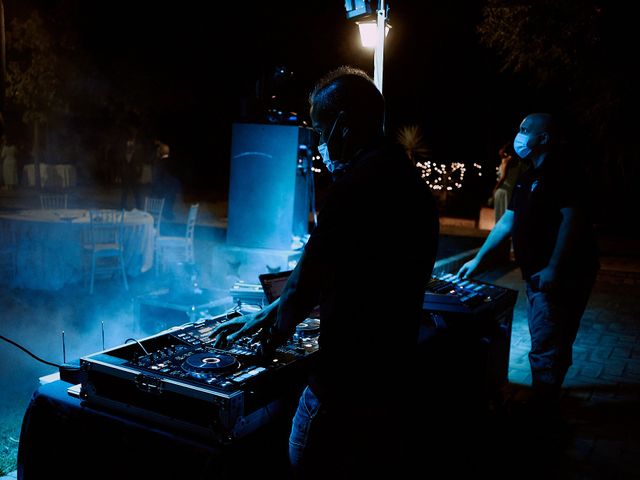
{"left": 289, "top": 386, "right": 322, "bottom": 474}
{"left": 288, "top": 385, "right": 412, "bottom": 479}
{"left": 526, "top": 269, "right": 597, "bottom": 394}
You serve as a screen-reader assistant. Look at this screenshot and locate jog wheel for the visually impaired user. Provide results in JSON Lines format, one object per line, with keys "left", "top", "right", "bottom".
{"left": 295, "top": 318, "right": 320, "bottom": 337}
{"left": 181, "top": 351, "right": 239, "bottom": 378}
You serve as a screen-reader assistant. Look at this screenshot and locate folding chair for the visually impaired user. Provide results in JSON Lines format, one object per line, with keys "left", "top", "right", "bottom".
{"left": 40, "top": 194, "right": 68, "bottom": 209}
{"left": 155, "top": 203, "right": 199, "bottom": 275}
{"left": 84, "top": 209, "right": 128, "bottom": 294}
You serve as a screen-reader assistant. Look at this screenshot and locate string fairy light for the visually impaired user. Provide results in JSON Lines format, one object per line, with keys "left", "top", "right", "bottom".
{"left": 415, "top": 160, "right": 482, "bottom": 191}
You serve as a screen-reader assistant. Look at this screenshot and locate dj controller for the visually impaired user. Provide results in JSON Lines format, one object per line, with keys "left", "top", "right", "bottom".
{"left": 79, "top": 312, "right": 320, "bottom": 444}
{"left": 424, "top": 273, "right": 516, "bottom": 314}
{"left": 79, "top": 274, "right": 517, "bottom": 444}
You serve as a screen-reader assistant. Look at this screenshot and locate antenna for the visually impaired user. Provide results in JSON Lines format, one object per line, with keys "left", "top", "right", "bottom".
{"left": 101, "top": 321, "right": 105, "bottom": 350}
{"left": 62, "top": 330, "right": 66, "bottom": 364}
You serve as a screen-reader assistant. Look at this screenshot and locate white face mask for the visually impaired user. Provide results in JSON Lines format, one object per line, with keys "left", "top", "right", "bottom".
{"left": 318, "top": 143, "right": 340, "bottom": 173}
{"left": 513, "top": 132, "right": 532, "bottom": 159}
{"left": 317, "top": 115, "right": 344, "bottom": 173}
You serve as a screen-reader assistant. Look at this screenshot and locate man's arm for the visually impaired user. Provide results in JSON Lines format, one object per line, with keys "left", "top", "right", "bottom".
{"left": 272, "top": 183, "right": 349, "bottom": 337}
{"left": 273, "top": 250, "right": 322, "bottom": 340}
{"left": 457, "top": 210, "right": 514, "bottom": 278}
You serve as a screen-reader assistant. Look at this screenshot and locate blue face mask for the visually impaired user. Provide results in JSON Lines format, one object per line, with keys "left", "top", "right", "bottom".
{"left": 513, "top": 132, "right": 532, "bottom": 159}
{"left": 318, "top": 115, "right": 343, "bottom": 173}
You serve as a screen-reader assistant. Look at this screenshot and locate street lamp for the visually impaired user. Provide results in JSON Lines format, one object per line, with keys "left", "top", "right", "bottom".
{"left": 355, "top": 20, "right": 390, "bottom": 49}
{"left": 345, "top": 0, "right": 390, "bottom": 93}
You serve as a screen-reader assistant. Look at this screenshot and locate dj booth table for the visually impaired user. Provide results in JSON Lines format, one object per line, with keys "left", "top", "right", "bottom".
{"left": 18, "top": 379, "right": 293, "bottom": 480}
{"left": 18, "top": 274, "right": 517, "bottom": 480}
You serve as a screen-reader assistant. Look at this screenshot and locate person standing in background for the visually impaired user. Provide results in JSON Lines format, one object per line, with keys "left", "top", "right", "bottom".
{"left": 1, "top": 134, "right": 18, "bottom": 191}
{"left": 491, "top": 142, "right": 528, "bottom": 222}
{"left": 489, "top": 142, "right": 528, "bottom": 261}
{"left": 459, "top": 113, "right": 599, "bottom": 418}
{"left": 151, "top": 142, "right": 180, "bottom": 221}
{"left": 120, "top": 130, "right": 143, "bottom": 210}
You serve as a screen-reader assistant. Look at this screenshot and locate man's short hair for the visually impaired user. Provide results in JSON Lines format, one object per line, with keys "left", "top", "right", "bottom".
{"left": 158, "top": 144, "right": 170, "bottom": 156}
{"left": 309, "top": 66, "right": 384, "bottom": 134}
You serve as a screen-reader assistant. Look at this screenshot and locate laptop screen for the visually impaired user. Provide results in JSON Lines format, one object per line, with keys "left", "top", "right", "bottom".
{"left": 259, "top": 270, "right": 293, "bottom": 304}
{"left": 258, "top": 270, "right": 320, "bottom": 318}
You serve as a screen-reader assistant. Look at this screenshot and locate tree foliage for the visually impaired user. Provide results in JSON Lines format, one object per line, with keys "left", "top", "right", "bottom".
{"left": 396, "top": 125, "right": 431, "bottom": 164}
{"left": 478, "top": 1, "right": 601, "bottom": 87}
{"left": 478, "top": 0, "right": 638, "bottom": 220}
{"left": 5, "top": 6, "right": 127, "bottom": 132}
{"left": 5, "top": 11, "right": 63, "bottom": 124}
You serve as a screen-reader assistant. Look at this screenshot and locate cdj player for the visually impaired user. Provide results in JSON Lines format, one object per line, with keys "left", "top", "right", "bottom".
{"left": 79, "top": 311, "right": 320, "bottom": 444}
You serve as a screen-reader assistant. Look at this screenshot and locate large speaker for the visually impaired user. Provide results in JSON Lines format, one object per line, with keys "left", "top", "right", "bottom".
{"left": 227, "top": 123, "right": 313, "bottom": 250}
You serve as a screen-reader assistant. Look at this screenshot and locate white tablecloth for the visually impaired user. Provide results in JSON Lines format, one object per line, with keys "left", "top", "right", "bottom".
{"left": 23, "top": 164, "right": 77, "bottom": 188}
{"left": 0, "top": 209, "right": 154, "bottom": 290}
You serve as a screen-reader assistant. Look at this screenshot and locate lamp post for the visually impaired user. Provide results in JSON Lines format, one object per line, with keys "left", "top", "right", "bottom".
{"left": 373, "top": 0, "right": 387, "bottom": 93}
{"left": 351, "top": 0, "right": 389, "bottom": 93}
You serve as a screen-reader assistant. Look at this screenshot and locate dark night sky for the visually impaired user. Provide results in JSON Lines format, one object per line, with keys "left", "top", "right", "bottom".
{"left": 4, "top": 1, "right": 558, "bottom": 198}
{"left": 73, "top": 1, "right": 530, "bottom": 144}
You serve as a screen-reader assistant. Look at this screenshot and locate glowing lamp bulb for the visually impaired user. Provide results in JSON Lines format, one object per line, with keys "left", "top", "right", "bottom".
{"left": 356, "top": 21, "right": 391, "bottom": 48}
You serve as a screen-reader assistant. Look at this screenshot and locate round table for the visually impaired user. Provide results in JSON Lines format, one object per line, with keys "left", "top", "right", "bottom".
{"left": 0, "top": 209, "right": 154, "bottom": 290}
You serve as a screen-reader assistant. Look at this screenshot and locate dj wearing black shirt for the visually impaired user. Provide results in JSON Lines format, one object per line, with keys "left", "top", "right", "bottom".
{"left": 211, "top": 67, "right": 439, "bottom": 478}
{"left": 459, "top": 113, "right": 599, "bottom": 415}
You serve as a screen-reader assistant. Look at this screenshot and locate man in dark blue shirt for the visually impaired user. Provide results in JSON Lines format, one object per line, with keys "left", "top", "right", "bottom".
{"left": 211, "top": 67, "right": 439, "bottom": 478}
{"left": 458, "top": 113, "right": 599, "bottom": 414}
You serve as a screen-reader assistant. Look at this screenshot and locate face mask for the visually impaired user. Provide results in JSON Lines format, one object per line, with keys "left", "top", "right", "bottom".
{"left": 318, "top": 115, "right": 343, "bottom": 173}
{"left": 513, "top": 132, "right": 532, "bottom": 159}
{"left": 318, "top": 143, "right": 340, "bottom": 173}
